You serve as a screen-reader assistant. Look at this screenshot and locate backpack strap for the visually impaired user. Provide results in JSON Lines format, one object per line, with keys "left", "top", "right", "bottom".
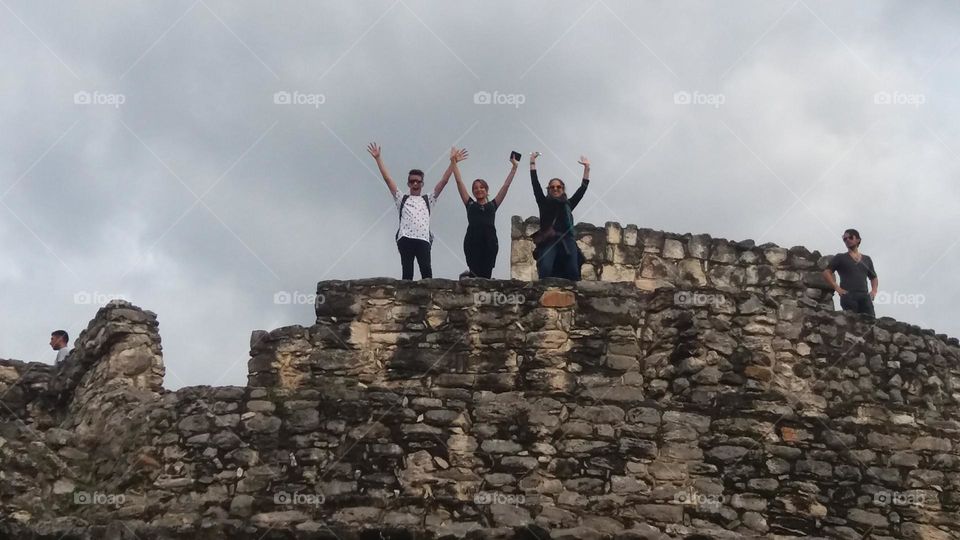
{"left": 396, "top": 195, "right": 410, "bottom": 240}
{"left": 423, "top": 195, "right": 433, "bottom": 243}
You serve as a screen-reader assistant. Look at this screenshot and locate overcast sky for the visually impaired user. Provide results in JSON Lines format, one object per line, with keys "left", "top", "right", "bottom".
{"left": 2, "top": 1, "right": 958, "bottom": 389}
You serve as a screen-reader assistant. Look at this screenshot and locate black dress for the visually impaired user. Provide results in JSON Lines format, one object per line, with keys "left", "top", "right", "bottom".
{"left": 463, "top": 199, "right": 498, "bottom": 278}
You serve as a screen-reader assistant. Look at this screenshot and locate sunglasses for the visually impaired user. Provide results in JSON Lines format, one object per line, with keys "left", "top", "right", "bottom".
{"left": 548, "top": 185, "right": 564, "bottom": 190}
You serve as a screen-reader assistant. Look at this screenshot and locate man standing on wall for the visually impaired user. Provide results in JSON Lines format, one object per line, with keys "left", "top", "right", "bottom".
{"left": 50, "top": 330, "right": 70, "bottom": 365}
{"left": 822, "top": 228, "right": 878, "bottom": 317}
{"left": 367, "top": 142, "right": 466, "bottom": 280}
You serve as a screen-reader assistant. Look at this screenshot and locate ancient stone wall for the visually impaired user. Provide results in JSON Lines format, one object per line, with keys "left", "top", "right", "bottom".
{"left": 511, "top": 216, "right": 835, "bottom": 310}
{"left": 1, "top": 281, "right": 959, "bottom": 540}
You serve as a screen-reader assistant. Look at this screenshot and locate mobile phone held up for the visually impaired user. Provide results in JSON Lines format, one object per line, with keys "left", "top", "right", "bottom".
{"left": 510, "top": 151, "right": 522, "bottom": 162}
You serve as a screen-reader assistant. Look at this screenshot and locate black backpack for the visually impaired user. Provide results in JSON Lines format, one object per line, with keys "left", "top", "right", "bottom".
{"left": 397, "top": 194, "right": 434, "bottom": 244}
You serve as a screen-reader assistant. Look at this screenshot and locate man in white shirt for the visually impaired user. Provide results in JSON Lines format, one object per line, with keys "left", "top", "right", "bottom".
{"left": 50, "top": 330, "right": 70, "bottom": 365}
{"left": 367, "top": 143, "right": 466, "bottom": 279}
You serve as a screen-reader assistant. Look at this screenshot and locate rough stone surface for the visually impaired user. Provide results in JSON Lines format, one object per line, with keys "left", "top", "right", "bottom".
{"left": 511, "top": 216, "right": 835, "bottom": 309}
{"left": 2, "top": 259, "right": 960, "bottom": 539}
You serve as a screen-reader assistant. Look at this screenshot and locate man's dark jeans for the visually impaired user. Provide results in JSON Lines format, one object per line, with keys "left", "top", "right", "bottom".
{"left": 840, "top": 291, "right": 875, "bottom": 317}
{"left": 397, "top": 237, "right": 432, "bottom": 280}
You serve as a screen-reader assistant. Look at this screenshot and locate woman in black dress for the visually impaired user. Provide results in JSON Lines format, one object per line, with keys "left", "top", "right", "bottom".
{"left": 451, "top": 152, "right": 519, "bottom": 278}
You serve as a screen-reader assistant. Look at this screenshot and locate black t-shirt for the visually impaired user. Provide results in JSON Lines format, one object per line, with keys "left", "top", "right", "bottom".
{"left": 465, "top": 199, "right": 497, "bottom": 233}
{"left": 828, "top": 252, "right": 877, "bottom": 293}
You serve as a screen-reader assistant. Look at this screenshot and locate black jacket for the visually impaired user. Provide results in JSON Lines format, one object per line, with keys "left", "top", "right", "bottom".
{"left": 531, "top": 168, "right": 589, "bottom": 235}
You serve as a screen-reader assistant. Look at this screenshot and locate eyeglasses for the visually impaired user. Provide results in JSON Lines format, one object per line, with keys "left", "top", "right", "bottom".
{"left": 548, "top": 185, "right": 563, "bottom": 190}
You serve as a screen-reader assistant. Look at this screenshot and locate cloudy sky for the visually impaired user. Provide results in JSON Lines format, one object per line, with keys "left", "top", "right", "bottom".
{"left": 2, "top": 1, "right": 958, "bottom": 388}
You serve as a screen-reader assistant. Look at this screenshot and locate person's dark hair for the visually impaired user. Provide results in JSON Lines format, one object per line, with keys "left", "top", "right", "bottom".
{"left": 51, "top": 330, "right": 69, "bottom": 343}
{"left": 472, "top": 179, "right": 489, "bottom": 192}
{"left": 844, "top": 228, "right": 861, "bottom": 247}
{"left": 546, "top": 178, "right": 567, "bottom": 201}
{"left": 408, "top": 169, "right": 424, "bottom": 181}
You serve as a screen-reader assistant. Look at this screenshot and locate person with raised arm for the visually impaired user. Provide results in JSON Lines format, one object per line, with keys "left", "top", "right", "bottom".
{"left": 367, "top": 142, "right": 466, "bottom": 280}
{"left": 529, "top": 152, "right": 590, "bottom": 281}
{"left": 451, "top": 151, "right": 519, "bottom": 278}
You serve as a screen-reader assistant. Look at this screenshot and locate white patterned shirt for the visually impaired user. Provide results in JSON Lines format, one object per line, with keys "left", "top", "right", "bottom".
{"left": 394, "top": 191, "right": 437, "bottom": 242}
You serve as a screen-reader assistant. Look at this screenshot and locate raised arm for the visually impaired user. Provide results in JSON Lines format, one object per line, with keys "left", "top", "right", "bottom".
{"left": 568, "top": 155, "right": 591, "bottom": 209}
{"left": 434, "top": 147, "right": 468, "bottom": 199}
{"left": 451, "top": 147, "right": 470, "bottom": 205}
{"left": 367, "top": 142, "right": 398, "bottom": 196}
{"left": 530, "top": 151, "right": 544, "bottom": 204}
{"left": 494, "top": 154, "right": 519, "bottom": 207}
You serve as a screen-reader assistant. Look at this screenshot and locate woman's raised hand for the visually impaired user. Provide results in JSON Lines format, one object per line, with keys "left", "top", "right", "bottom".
{"left": 530, "top": 151, "right": 540, "bottom": 165}
{"left": 366, "top": 142, "right": 381, "bottom": 159}
{"left": 451, "top": 147, "right": 469, "bottom": 163}
{"left": 578, "top": 155, "right": 591, "bottom": 181}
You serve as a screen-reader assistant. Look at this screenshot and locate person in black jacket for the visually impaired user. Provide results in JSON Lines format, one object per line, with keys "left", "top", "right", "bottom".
{"left": 529, "top": 151, "right": 590, "bottom": 280}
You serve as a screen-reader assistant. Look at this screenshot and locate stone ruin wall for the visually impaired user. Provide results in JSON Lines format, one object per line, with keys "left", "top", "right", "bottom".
{"left": 0, "top": 275, "right": 958, "bottom": 539}
{"left": 510, "top": 216, "right": 835, "bottom": 311}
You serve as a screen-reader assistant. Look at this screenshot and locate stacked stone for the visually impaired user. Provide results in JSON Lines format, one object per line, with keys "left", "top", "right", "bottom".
{"left": 0, "top": 300, "right": 168, "bottom": 536}
{"left": 0, "top": 358, "right": 55, "bottom": 423}
{"left": 198, "top": 278, "right": 959, "bottom": 539}
{"left": 1, "top": 281, "right": 959, "bottom": 539}
{"left": 511, "top": 216, "right": 834, "bottom": 310}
